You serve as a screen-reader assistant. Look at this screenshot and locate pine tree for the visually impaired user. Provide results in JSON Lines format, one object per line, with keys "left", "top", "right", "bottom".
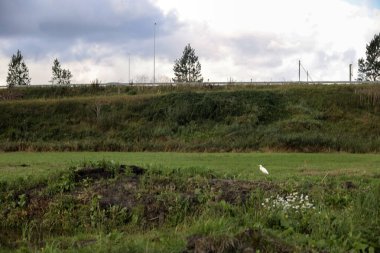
{"left": 358, "top": 33, "right": 380, "bottom": 81}
{"left": 173, "top": 44, "right": 203, "bottom": 83}
{"left": 51, "top": 58, "right": 72, "bottom": 85}
{"left": 357, "top": 58, "right": 366, "bottom": 81}
{"left": 6, "top": 50, "right": 31, "bottom": 88}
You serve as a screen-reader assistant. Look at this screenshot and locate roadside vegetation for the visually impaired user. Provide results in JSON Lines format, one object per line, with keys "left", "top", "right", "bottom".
{"left": 1, "top": 84, "right": 380, "bottom": 153}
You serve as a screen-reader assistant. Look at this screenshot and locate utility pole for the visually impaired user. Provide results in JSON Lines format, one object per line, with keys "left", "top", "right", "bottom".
{"left": 349, "top": 64, "right": 353, "bottom": 82}
{"left": 299, "top": 60, "right": 301, "bottom": 82}
{"left": 127, "top": 53, "right": 130, "bottom": 84}
{"left": 307, "top": 71, "right": 309, "bottom": 82}
{"left": 153, "top": 22, "right": 156, "bottom": 84}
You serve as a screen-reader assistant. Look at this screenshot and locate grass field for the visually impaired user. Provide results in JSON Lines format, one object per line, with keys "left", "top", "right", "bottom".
{"left": 2, "top": 84, "right": 380, "bottom": 252}
{"left": 1, "top": 152, "right": 380, "bottom": 252}
{"left": 1, "top": 152, "right": 380, "bottom": 182}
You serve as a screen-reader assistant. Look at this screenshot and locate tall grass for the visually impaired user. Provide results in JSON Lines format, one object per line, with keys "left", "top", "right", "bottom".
{"left": 1, "top": 85, "right": 380, "bottom": 152}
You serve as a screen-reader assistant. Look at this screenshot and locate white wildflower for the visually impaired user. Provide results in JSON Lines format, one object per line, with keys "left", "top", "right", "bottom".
{"left": 260, "top": 192, "right": 314, "bottom": 212}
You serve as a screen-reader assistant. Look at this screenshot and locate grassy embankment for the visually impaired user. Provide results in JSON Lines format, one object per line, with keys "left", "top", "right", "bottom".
{"left": 1, "top": 84, "right": 380, "bottom": 252}
{"left": 0, "top": 84, "right": 380, "bottom": 152}
{"left": 0, "top": 153, "right": 380, "bottom": 252}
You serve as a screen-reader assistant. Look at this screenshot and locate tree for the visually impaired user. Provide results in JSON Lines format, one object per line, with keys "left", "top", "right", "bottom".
{"left": 357, "top": 58, "right": 366, "bottom": 81}
{"left": 51, "top": 58, "right": 72, "bottom": 85}
{"left": 358, "top": 33, "right": 380, "bottom": 81}
{"left": 173, "top": 44, "right": 203, "bottom": 83}
{"left": 6, "top": 50, "right": 31, "bottom": 88}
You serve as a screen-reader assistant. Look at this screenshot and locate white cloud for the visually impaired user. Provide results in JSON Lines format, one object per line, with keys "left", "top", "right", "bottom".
{"left": 0, "top": 0, "right": 379, "bottom": 85}
{"left": 154, "top": 0, "right": 380, "bottom": 81}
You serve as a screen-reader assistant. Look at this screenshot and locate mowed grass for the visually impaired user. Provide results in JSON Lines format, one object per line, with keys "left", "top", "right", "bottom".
{"left": 1, "top": 152, "right": 379, "bottom": 182}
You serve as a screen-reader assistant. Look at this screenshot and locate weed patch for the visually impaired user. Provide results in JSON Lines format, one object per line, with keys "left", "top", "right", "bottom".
{"left": 1, "top": 160, "right": 379, "bottom": 252}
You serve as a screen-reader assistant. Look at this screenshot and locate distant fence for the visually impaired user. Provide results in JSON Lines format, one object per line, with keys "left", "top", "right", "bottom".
{"left": 1, "top": 81, "right": 380, "bottom": 89}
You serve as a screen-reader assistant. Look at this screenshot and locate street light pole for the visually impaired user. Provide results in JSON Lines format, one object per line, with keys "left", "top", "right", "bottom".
{"left": 154, "top": 22, "right": 156, "bottom": 84}
{"left": 128, "top": 53, "right": 131, "bottom": 84}
{"left": 349, "top": 64, "right": 353, "bottom": 82}
{"left": 299, "top": 60, "right": 301, "bottom": 82}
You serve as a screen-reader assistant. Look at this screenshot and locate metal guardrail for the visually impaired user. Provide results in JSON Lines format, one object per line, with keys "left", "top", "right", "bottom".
{"left": 1, "top": 81, "right": 380, "bottom": 88}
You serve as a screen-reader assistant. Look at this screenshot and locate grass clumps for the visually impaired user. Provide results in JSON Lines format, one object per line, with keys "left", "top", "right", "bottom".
{"left": 1, "top": 160, "right": 379, "bottom": 252}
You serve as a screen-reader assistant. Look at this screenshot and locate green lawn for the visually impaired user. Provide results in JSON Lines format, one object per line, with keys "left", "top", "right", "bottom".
{"left": 1, "top": 152, "right": 379, "bottom": 182}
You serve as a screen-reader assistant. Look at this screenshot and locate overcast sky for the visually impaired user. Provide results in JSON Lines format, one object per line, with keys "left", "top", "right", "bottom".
{"left": 0, "top": 0, "right": 379, "bottom": 85}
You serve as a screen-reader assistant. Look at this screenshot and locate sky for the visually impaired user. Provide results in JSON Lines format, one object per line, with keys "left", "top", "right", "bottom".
{"left": 0, "top": 0, "right": 379, "bottom": 85}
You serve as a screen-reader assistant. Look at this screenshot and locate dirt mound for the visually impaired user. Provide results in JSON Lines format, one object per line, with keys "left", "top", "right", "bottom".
{"left": 74, "top": 164, "right": 146, "bottom": 182}
{"left": 209, "top": 179, "right": 276, "bottom": 204}
{"left": 342, "top": 181, "right": 356, "bottom": 190}
{"left": 16, "top": 166, "right": 276, "bottom": 230}
{"left": 128, "top": 165, "right": 146, "bottom": 175}
{"left": 94, "top": 177, "right": 139, "bottom": 209}
{"left": 1, "top": 165, "right": 281, "bottom": 250}
{"left": 74, "top": 167, "right": 115, "bottom": 181}
{"left": 87, "top": 173, "right": 277, "bottom": 228}
{"left": 184, "top": 228, "right": 296, "bottom": 253}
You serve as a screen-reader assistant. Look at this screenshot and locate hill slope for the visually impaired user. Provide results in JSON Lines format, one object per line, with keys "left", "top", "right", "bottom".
{"left": 0, "top": 84, "right": 379, "bottom": 152}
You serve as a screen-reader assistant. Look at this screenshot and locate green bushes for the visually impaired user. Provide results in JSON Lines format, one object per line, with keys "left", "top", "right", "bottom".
{"left": 1, "top": 85, "right": 380, "bottom": 152}
{"left": 144, "top": 90, "right": 283, "bottom": 125}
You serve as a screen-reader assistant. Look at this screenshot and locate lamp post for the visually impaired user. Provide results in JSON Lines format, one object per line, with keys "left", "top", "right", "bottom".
{"left": 349, "top": 64, "right": 353, "bottom": 82}
{"left": 299, "top": 60, "right": 301, "bottom": 82}
{"left": 153, "top": 22, "right": 156, "bottom": 84}
{"left": 128, "top": 53, "right": 131, "bottom": 84}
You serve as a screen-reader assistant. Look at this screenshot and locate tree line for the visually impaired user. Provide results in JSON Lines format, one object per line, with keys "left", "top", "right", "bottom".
{"left": 6, "top": 50, "right": 73, "bottom": 88}
{"left": 4, "top": 33, "right": 380, "bottom": 88}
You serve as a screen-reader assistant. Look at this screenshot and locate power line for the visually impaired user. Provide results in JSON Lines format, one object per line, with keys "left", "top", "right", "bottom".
{"left": 298, "top": 60, "right": 314, "bottom": 82}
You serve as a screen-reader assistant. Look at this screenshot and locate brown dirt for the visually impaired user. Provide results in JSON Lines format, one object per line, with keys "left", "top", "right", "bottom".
{"left": 18, "top": 165, "right": 277, "bottom": 227}
{"left": 73, "top": 164, "right": 146, "bottom": 182}
{"left": 86, "top": 176, "right": 277, "bottom": 224}
{"left": 62, "top": 165, "right": 277, "bottom": 230}
{"left": 4, "top": 165, "right": 281, "bottom": 249}
{"left": 342, "top": 181, "right": 357, "bottom": 190}
{"left": 209, "top": 179, "right": 276, "bottom": 204}
{"left": 74, "top": 167, "right": 114, "bottom": 181}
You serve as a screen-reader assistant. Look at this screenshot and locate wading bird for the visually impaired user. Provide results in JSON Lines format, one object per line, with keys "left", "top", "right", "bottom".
{"left": 259, "top": 164, "right": 269, "bottom": 175}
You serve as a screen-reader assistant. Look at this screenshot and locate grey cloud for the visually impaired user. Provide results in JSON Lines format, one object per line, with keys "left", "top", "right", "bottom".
{"left": 313, "top": 49, "right": 356, "bottom": 70}
{"left": 342, "top": 49, "right": 357, "bottom": 62}
{"left": 228, "top": 34, "right": 288, "bottom": 68}
{"left": 226, "top": 33, "right": 316, "bottom": 69}
{"left": 314, "top": 51, "right": 337, "bottom": 69}
{"left": 0, "top": 0, "right": 182, "bottom": 60}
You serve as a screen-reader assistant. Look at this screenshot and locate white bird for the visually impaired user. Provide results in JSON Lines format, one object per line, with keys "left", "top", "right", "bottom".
{"left": 259, "top": 164, "right": 269, "bottom": 175}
